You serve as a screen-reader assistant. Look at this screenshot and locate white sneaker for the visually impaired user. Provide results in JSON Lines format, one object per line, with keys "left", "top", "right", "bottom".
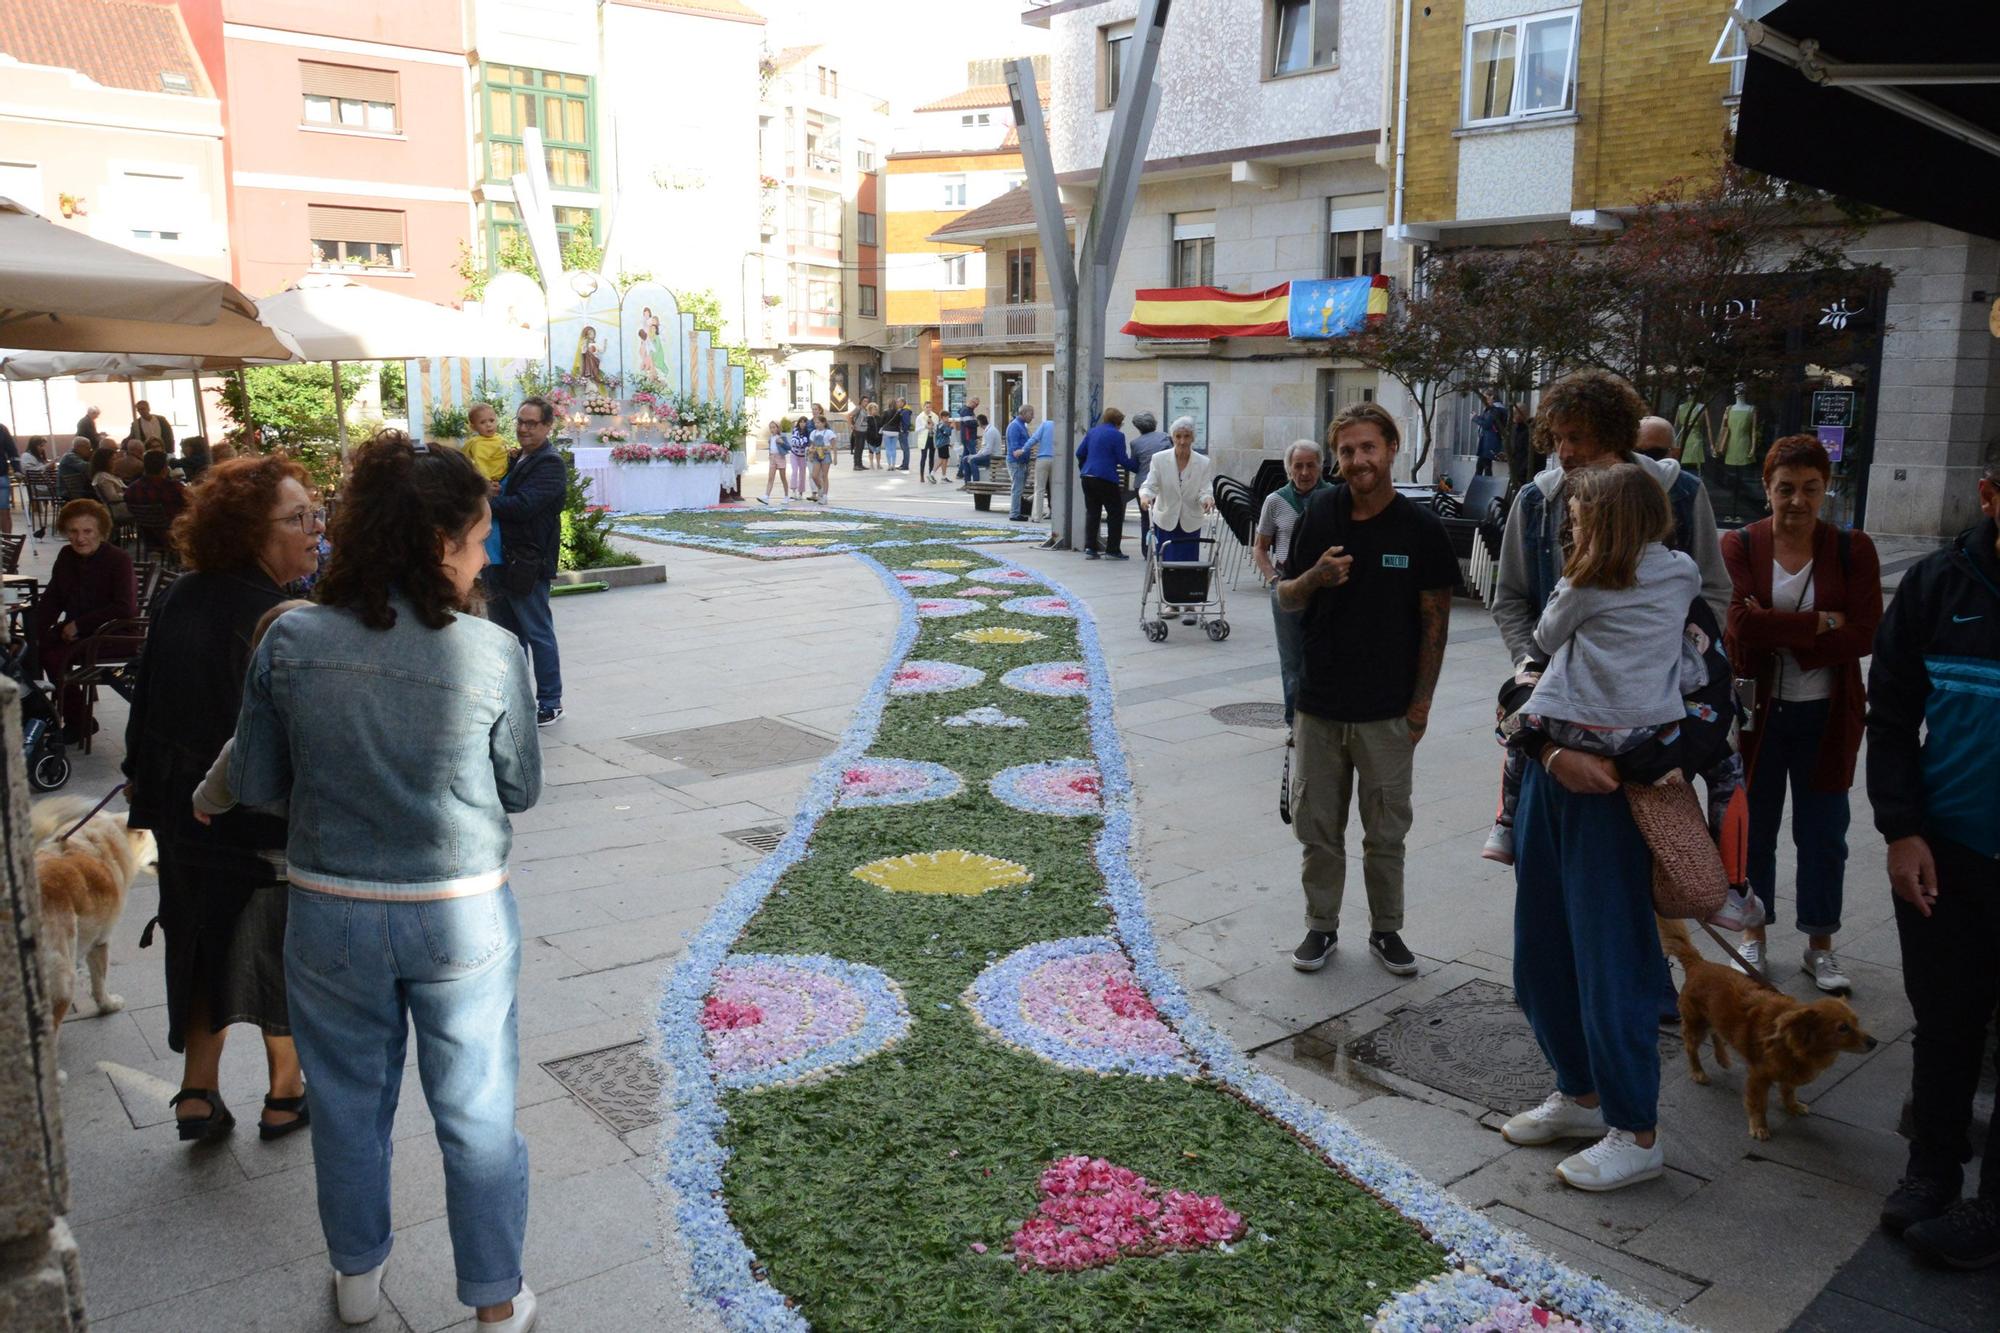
{"left": 1480, "top": 823, "right": 1514, "bottom": 866}
{"left": 1734, "top": 938, "right": 1764, "bottom": 976}
{"left": 1501, "top": 1091, "right": 1606, "bottom": 1146}
{"left": 479, "top": 1283, "right": 538, "bottom": 1333}
{"left": 1557, "top": 1129, "right": 1664, "bottom": 1192}
{"left": 335, "top": 1262, "right": 386, "bottom": 1325}
{"left": 1804, "top": 948, "right": 1852, "bottom": 993}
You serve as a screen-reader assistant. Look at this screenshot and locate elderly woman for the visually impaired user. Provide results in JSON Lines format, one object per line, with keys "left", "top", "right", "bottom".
{"left": 1722, "top": 435, "right": 1881, "bottom": 992}
{"left": 1136, "top": 416, "right": 1215, "bottom": 558}
{"left": 89, "top": 444, "right": 129, "bottom": 520}
{"left": 228, "top": 437, "right": 541, "bottom": 1330}
{"left": 34, "top": 498, "right": 138, "bottom": 743}
{"left": 1253, "top": 440, "right": 1328, "bottom": 726}
{"left": 122, "top": 456, "right": 324, "bottom": 1145}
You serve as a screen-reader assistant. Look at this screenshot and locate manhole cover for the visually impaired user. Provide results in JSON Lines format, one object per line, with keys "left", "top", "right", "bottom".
{"left": 1211, "top": 702, "right": 1288, "bottom": 729}
{"left": 542, "top": 1040, "right": 663, "bottom": 1133}
{"left": 726, "top": 824, "right": 786, "bottom": 854}
{"left": 1346, "top": 979, "right": 1679, "bottom": 1114}
{"left": 626, "top": 717, "right": 835, "bottom": 777}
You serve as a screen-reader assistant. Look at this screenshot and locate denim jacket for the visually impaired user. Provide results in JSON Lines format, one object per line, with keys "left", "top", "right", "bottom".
{"left": 230, "top": 597, "right": 542, "bottom": 900}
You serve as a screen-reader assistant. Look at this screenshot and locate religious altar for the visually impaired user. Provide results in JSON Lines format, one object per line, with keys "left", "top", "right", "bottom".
{"left": 571, "top": 446, "right": 729, "bottom": 513}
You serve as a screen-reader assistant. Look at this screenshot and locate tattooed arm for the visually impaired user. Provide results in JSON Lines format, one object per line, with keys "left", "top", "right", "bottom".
{"left": 1406, "top": 587, "right": 1451, "bottom": 742}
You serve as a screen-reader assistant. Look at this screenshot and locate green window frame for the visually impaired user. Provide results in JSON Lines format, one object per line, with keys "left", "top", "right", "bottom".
{"left": 480, "top": 64, "right": 595, "bottom": 190}
{"left": 483, "top": 202, "right": 599, "bottom": 268}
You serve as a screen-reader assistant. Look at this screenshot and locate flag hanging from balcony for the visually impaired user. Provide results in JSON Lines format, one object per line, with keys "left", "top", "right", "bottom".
{"left": 1121, "top": 274, "right": 1389, "bottom": 340}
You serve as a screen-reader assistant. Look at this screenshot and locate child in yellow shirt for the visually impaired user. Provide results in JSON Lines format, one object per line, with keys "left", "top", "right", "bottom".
{"left": 463, "top": 402, "right": 511, "bottom": 481}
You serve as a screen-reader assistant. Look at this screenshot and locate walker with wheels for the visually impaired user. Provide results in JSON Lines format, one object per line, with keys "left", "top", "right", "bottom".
{"left": 1138, "top": 516, "right": 1228, "bottom": 642}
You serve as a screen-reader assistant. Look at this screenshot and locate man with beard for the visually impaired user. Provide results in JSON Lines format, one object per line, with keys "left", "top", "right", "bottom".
{"left": 1278, "top": 403, "right": 1454, "bottom": 977}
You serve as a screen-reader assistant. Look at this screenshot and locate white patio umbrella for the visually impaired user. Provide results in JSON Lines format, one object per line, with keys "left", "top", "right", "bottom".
{"left": 0, "top": 350, "right": 287, "bottom": 441}
{"left": 0, "top": 198, "right": 298, "bottom": 361}
{"left": 256, "top": 275, "right": 547, "bottom": 442}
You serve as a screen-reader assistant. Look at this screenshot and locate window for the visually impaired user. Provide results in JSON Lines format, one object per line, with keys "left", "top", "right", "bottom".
{"left": 856, "top": 140, "right": 876, "bottom": 171}
{"left": 124, "top": 170, "right": 190, "bottom": 242}
{"left": 0, "top": 160, "right": 43, "bottom": 212}
{"left": 856, "top": 211, "right": 878, "bottom": 246}
{"left": 1171, "top": 211, "right": 1216, "bottom": 287}
{"left": 817, "top": 66, "right": 839, "bottom": 97}
{"left": 792, "top": 274, "right": 841, "bottom": 325}
{"left": 481, "top": 64, "right": 593, "bottom": 188}
{"left": 859, "top": 284, "right": 878, "bottom": 317}
{"left": 1005, "top": 247, "right": 1036, "bottom": 305}
{"left": 1100, "top": 22, "right": 1133, "bottom": 109}
{"left": 941, "top": 175, "right": 968, "bottom": 208}
{"left": 309, "top": 205, "right": 406, "bottom": 271}
{"left": 794, "top": 191, "right": 841, "bottom": 250}
{"left": 1463, "top": 11, "right": 1578, "bottom": 125}
{"left": 300, "top": 61, "right": 399, "bottom": 132}
{"left": 1712, "top": 22, "right": 1747, "bottom": 98}
{"left": 960, "top": 112, "right": 992, "bottom": 127}
{"left": 1271, "top": 0, "right": 1338, "bottom": 76}
{"left": 789, "top": 369, "right": 817, "bottom": 409}
{"left": 942, "top": 254, "right": 968, "bottom": 286}
{"left": 485, "top": 201, "right": 596, "bottom": 263}
{"left": 1327, "top": 194, "right": 1383, "bottom": 277}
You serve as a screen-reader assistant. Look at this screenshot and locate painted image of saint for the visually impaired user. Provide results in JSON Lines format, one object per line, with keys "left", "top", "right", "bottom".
{"left": 637, "top": 307, "right": 662, "bottom": 379}
{"left": 574, "top": 324, "right": 604, "bottom": 387}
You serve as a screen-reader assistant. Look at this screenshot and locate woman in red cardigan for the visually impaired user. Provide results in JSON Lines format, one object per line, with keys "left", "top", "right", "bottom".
{"left": 1722, "top": 435, "right": 1882, "bottom": 993}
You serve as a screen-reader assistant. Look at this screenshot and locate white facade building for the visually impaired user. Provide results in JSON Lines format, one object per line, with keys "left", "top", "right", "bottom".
{"left": 1035, "top": 0, "right": 1392, "bottom": 480}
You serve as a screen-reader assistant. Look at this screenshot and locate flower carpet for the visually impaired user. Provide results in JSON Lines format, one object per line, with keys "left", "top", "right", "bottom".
{"left": 656, "top": 536, "right": 1693, "bottom": 1331}
{"left": 611, "top": 505, "right": 1047, "bottom": 560}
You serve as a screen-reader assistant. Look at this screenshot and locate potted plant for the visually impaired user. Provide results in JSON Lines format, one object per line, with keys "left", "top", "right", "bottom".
{"left": 426, "top": 403, "right": 470, "bottom": 448}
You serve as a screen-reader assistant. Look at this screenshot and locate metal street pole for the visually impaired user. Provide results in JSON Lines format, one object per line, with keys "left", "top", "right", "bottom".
{"left": 1007, "top": 0, "right": 1170, "bottom": 551}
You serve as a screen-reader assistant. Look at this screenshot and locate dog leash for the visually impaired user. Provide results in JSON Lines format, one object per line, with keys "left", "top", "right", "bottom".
{"left": 1695, "top": 918, "right": 1783, "bottom": 993}
{"left": 58, "top": 781, "right": 128, "bottom": 843}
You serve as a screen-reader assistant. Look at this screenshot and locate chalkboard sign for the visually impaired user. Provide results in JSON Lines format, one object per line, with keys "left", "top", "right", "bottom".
{"left": 1811, "top": 390, "right": 1855, "bottom": 429}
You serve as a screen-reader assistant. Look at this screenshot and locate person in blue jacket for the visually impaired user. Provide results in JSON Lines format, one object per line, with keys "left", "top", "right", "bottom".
{"left": 1869, "top": 468, "right": 2000, "bottom": 1267}
{"left": 485, "top": 396, "right": 568, "bottom": 726}
{"left": 1005, "top": 404, "right": 1036, "bottom": 521}
{"left": 1075, "top": 408, "right": 1132, "bottom": 560}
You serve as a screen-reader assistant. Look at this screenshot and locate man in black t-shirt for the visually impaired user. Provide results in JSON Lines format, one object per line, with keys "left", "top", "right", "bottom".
{"left": 1278, "top": 403, "right": 1455, "bottom": 977}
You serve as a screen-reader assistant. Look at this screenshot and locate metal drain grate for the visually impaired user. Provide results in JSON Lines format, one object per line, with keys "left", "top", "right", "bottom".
{"left": 1210, "top": 702, "right": 1288, "bottom": 729}
{"left": 726, "top": 824, "right": 787, "bottom": 854}
{"left": 624, "top": 717, "right": 835, "bottom": 777}
{"left": 542, "top": 1040, "right": 663, "bottom": 1134}
{"left": 1346, "top": 979, "right": 1680, "bottom": 1115}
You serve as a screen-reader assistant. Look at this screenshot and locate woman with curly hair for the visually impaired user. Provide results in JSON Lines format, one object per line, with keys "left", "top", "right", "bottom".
{"left": 227, "top": 436, "right": 542, "bottom": 1330}
{"left": 122, "top": 454, "right": 325, "bottom": 1145}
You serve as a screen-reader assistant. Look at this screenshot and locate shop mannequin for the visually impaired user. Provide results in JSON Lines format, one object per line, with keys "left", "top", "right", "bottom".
{"left": 1721, "top": 384, "right": 1760, "bottom": 522}
{"left": 1675, "top": 399, "right": 1710, "bottom": 468}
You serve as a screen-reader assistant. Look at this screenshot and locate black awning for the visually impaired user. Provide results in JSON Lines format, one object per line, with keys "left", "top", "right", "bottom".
{"left": 1732, "top": 0, "right": 2000, "bottom": 241}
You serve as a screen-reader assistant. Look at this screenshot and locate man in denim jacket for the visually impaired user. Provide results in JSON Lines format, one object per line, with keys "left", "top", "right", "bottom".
{"left": 487, "top": 396, "right": 568, "bottom": 726}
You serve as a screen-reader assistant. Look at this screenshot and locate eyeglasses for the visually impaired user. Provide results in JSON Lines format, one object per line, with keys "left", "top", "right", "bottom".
{"left": 274, "top": 507, "right": 326, "bottom": 532}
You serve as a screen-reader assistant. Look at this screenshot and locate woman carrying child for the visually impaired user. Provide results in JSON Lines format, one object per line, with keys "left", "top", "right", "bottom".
{"left": 1500, "top": 462, "right": 1700, "bottom": 1193}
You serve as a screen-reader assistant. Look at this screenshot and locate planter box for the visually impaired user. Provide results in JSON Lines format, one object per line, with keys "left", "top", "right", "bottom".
{"left": 555, "top": 563, "right": 666, "bottom": 589}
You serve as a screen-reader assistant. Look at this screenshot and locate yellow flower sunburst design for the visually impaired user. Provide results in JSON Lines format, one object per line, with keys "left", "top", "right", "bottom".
{"left": 913, "top": 558, "right": 974, "bottom": 569}
{"left": 852, "top": 850, "right": 1033, "bottom": 896}
{"left": 953, "top": 626, "right": 1046, "bottom": 646}
{"left": 781, "top": 537, "right": 837, "bottom": 546}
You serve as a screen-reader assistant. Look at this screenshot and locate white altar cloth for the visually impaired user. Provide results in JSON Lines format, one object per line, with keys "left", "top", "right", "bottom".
{"left": 570, "top": 448, "right": 728, "bottom": 512}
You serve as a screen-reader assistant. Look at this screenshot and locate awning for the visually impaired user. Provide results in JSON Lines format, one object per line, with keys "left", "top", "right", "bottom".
{"left": 1731, "top": 0, "right": 2000, "bottom": 241}
{"left": 1122, "top": 275, "right": 1388, "bottom": 341}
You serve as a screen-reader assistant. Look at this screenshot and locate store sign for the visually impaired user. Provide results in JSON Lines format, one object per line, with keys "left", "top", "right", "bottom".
{"left": 942, "top": 356, "right": 967, "bottom": 382}
{"left": 1163, "top": 382, "right": 1208, "bottom": 451}
{"left": 1812, "top": 389, "right": 1856, "bottom": 428}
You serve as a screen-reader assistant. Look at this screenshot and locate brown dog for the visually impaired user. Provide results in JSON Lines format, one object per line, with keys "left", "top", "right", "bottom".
{"left": 1658, "top": 918, "right": 1878, "bottom": 1140}
{"left": 33, "top": 796, "right": 157, "bottom": 1040}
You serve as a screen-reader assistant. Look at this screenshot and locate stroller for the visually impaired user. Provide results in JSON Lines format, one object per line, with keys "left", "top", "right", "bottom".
{"left": 1139, "top": 517, "right": 1229, "bottom": 642}
{"left": 3, "top": 639, "right": 72, "bottom": 792}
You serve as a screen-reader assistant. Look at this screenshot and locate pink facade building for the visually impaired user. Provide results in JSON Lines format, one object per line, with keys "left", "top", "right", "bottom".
{"left": 189, "top": 0, "right": 475, "bottom": 304}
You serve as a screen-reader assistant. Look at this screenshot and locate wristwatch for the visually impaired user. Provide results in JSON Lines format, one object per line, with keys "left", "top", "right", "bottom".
{"left": 1823, "top": 612, "right": 1836, "bottom": 631}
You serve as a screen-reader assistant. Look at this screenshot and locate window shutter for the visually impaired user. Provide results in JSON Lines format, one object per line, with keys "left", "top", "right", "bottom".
{"left": 300, "top": 62, "right": 397, "bottom": 104}
{"left": 307, "top": 205, "right": 406, "bottom": 244}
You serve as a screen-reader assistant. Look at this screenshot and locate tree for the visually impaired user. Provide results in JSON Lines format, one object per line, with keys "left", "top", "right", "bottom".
{"left": 214, "top": 363, "right": 370, "bottom": 490}
{"left": 1342, "top": 250, "right": 1502, "bottom": 474}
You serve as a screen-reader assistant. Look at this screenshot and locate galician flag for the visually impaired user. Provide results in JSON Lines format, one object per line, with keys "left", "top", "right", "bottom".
{"left": 1121, "top": 274, "right": 1388, "bottom": 340}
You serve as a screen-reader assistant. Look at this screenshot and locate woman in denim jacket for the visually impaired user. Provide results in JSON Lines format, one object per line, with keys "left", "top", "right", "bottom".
{"left": 227, "top": 438, "right": 544, "bottom": 1331}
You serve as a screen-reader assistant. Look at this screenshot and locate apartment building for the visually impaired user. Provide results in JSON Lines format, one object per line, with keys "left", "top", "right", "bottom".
{"left": 1390, "top": 0, "right": 1998, "bottom": 537}
{"left": 756, "top": 44, "right": 888, "bottom": 423}
{"left": 197, "top": 0, "right": 472, "bottom": 304}
{"left": 1032, "top": 0, "right": 1391, "bottom": 480}
{"left": 0, "top": 0, "right": 231, "bottom": 435}
{"left": 929, "top": 188, "right": 1071, "bottom": 424}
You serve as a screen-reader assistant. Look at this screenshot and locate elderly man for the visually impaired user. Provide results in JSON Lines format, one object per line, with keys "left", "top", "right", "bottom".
{"left": 74, "top": 405, "right": 101, "bottom": 444}
{"left": 56, "top": 435, "right": 94, "bottom": 496}
{"left": 1636, "top": 415, "right": 1677, "bottom": 460}
{"left": 1254, "top": 440, "right": 1328, "bottom": 728}
{"left": 112, "top": 437, "right": 147, "bottom": 482}
{"left": 129, "top": 399, "right": 175, "bottom": 453}
{"left": 1869, "top": 466, "right": 2000, "bottom": 1264}
{"left": 1006, "top": 404, "right": 1037, "bottom": 522}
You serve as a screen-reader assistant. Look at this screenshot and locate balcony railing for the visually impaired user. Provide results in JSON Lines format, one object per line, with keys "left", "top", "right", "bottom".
{"left": 940, "top": 303, "right": 1054, "bottom": 345}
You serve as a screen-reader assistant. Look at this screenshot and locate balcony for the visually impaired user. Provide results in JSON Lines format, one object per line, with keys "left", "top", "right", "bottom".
{"left": 940, "top": 303, "right": 1055, "bottom": 346}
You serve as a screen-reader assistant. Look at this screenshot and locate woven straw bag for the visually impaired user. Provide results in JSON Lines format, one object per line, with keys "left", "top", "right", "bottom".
{"left": 1625, "top": 774, "right": 1728, "bottom": 920}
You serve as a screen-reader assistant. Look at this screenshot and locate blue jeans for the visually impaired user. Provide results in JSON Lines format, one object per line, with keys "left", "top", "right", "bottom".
{"left": 1009, "top": 459, "right": 1030, "bottom": 517}
{"left": 962, "top": 454, "right": 991, "bottom": 482}
{"left": 285, "top": 887, "right": 528, "bottom": 1308}
{"left": 883, "top": 432, "right": 902, "bottom": 468}
{"left": 488, "top": 579, "right": 561, "bottom": 711}
{"left": 1270, "top": 595, "right": 1304, "bottom": 725}
{"left": 1513, "top": 763, "right": 1666, "bottom": 1132}
{"left": 1747, "top": 697, "right": 1849, "bottom": 935}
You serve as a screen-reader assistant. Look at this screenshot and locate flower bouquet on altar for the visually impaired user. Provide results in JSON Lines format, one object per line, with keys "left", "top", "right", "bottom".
{"left": 666, "top": 422, "right": 699, "bottom": 443}
{"left": 656, "top": 444, "right": 689, "bottom": 464}
{"left": 690, "top": 442, "right": 730, "bottom": 464}
{"left": 583, "top": 396, "right": 618, "bottom": 416}
{"left": 609, "top": 442, "right": 654, "bottom": 464}
{"left": 598, "top": 429, "right": 629, "bottom": 444}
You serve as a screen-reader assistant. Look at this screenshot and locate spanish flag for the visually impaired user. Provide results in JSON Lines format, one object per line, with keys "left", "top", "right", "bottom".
{"left": 1122, "top": 275, "right": 1390, "bottom": 341}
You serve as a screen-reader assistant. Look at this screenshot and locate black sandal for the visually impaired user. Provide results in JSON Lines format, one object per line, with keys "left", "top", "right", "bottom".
{"left": 259, "top": 1093, "right": 311, "bottom": 1142}
{"left": 170, "top": 1088, "right": 235, "bottom": 1143}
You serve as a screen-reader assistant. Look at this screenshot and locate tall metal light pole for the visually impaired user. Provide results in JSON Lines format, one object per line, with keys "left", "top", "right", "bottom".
{"left": 1006, "top": 0, "right": 1170, "bottom": 550}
